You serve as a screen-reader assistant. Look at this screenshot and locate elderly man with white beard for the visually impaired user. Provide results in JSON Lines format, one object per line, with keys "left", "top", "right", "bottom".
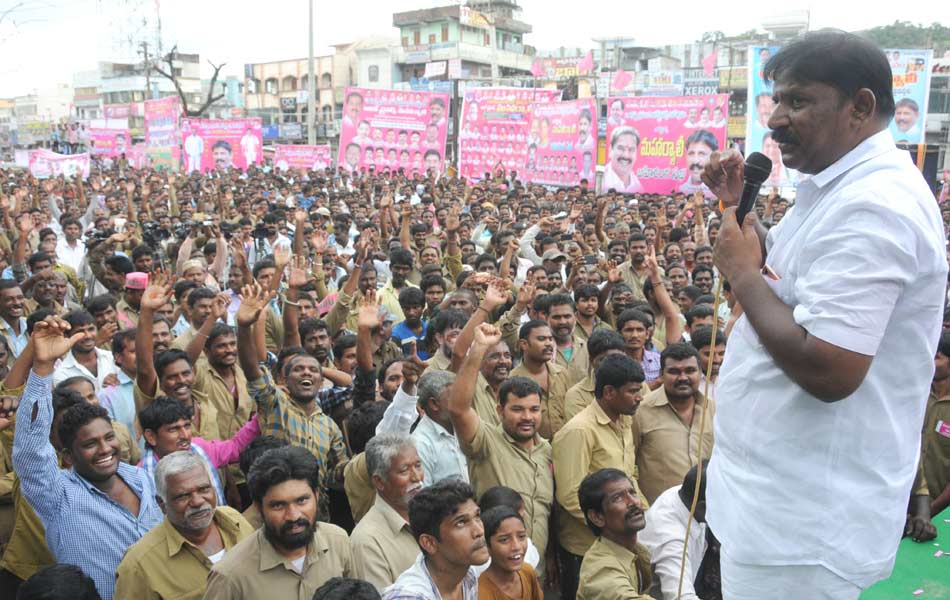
{"left": 350, "top": 434, "right": 426, "bottom": 591}
{"left": 115, "top": 451, "right": 255, "bottom": 599}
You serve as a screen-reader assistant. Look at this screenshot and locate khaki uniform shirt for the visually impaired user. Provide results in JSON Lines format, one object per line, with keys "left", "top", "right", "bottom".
{"left": 553, "top": 401, "right": 646, "bottom": 557}
{"left": 204, "top": 524, "right": 352, "bottom": 600}
{"left": 116, "top": 298, "right": 140, "bottom": 326}
{"left": 460, "top": 421, "right": 553, "bottom": 556}
{"left": 923, "top": 391, "right": 950, "bottom": 502}
{"left": 577, "top": 536, "right": 654, "bottom": 600}
{"left": 573, "top": 319, "right": 614, "bottom": 344}
{"left": 193, "top": 362, "right": 254, "bottom": 445}
{"left": 473, "top": 372, "right": 501, "bottom": 428}
{"left": 343, "top": 452, "right": 374, "bottom": 523}
{"left": 134, "top": 380, "right": 221, "bottom": 441}
{"left": 511, "top": 361, "right": 570, "bottom": 440}
{"left": 422, "top": 348, "right": 451, "bottom": 375}
{"left": 350, "top": 496, "right": 420, "bottom": 591}
{"left": 563, "top": 374, "right": 596, "bottom": 425}
{"left": 114, "top": 507, "right": 254, "bottom": 600}
{"left": 171, "top": 326, "right": 199, "bottom": 352}
{"left": 555, "top": 334, "right": 590, "bottom": 389}
{"left": 635, "top": 385, "right": 715, "bottom": 504}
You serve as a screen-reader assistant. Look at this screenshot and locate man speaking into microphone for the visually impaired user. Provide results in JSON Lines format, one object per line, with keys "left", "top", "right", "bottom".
{"left": 702, "top": 30, "right": 947, "bottom": 599}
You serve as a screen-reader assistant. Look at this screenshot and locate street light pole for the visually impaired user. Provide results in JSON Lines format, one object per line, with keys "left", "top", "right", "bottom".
{"left": 307, "top": 0, "right": 316, "bottom": 145}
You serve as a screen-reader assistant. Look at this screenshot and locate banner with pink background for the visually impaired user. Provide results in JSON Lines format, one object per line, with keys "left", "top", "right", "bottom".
{"left": 523, "top": 98, "right": 598, "bottom": 187}
{"left": 180, "top": 118, "right": 262, "bottom": 173}
{"left": 458, "top": 87, "right": 562, "bottom": 182}
{"left": 274, "top": 144, "right": 333, "bottom": 172}
{"left": 29, "top": 149, "right": 90, "bottom": 179}
{"left": 88, "top": 128, "right": 131, "bottom": 157}
{"left": 603, "top": 94, "right": 729, "bottom": 196}
{"left": 336, "top": 87, "right": 450, "bottom": 177}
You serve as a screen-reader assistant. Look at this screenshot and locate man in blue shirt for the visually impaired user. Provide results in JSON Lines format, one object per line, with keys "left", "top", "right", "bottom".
{"left": 392, "top": 287, "right": 429, "bottom": 360}
{"left": 10, "top": 316, "right": 163, "bottom": 600}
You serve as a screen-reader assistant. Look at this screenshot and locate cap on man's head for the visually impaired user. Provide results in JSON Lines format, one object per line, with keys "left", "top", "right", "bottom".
{"left": 125, "top": 272, "right": 149, "bottom": 290}
{"left": 541, "top": 249, "right": 567, "bottom": 262}
{"left": 315, "top": 207, "right": 332, "bottom": 217}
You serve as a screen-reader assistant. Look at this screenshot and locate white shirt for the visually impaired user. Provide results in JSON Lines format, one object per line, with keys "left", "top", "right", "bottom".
{"left": 411, "top": 414, "right": 469, "bottom": 487}
{"left": 639, "top": 485, "right": 706, "bottom": 600}
{"left": 53, "top": 347, "right": 119, "bottom": 392}
{"left": 602, "top": 163, "right": 643, "bottom": 194}
{"left": 56, "top": 238, "right": 86, "bottom": 274}
{"left": 707, "top": 130, "right": 947, "bottom": 588}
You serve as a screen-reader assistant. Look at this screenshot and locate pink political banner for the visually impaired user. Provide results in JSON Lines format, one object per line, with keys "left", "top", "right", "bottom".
{"left": 457, "top": 87, "right": 562, "bottom": 182}
{"left": 274, "top": 144, "right": 333, "bottom": 172}
{"left": 180, "top": 118, "right": 262, "bottom": 173}
{"left": 88, "top": 128, "right": 131, "bottom": 157}
{"left": 104, "top": 104, "right": 131, "bottom": 119}
{"left": 336, "top": 87, "right": 450, "bottom": 177}
{"left": 523, "top": 98, "right": 598, "bottom": 187}
{"left": 603, "top": 94, "right": 729, "bottom": 196}
{"left": 145, "top": 96, "right": 180, "bottom": 147}
{"left": 28, "top": 149, "right": 90, "bottom": 179}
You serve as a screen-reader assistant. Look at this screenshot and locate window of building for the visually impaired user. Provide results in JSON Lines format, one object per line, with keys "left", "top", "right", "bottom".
{"left": 265, "top": 78, "right": 279, "bottom": 94}
{"left": 368, "top": 65, "right": 379, "bottom": 82}
{"left": 282, "top": 76, "right": 297, "bottom": 91}
{"left": 402, "top": 37, "right": 409, "bottom": 47}
{"left": 299, "top": 76, "right": 308, "bottom": 90}
{"left": 320, "top": 73, "right": 332, "bottom": 88}
{"left": 413, "top": 30, "right": 421, "bottom": 45}
{"left": 247, "top": 78, "right": 260, "bottom": 94}
{"left": 442, "top": 24, "right": 449, "bottom": 42}
{"left": 484, "top": 32, "right": 490, "bottom": 46}
{"left": 428, "top": 34, "right": 436, "bottom": 44}
{"left": 323, "top": 105, "right": 333, "bottom": 122}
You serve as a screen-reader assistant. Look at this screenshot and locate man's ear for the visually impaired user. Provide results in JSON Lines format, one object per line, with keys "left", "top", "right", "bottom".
{"left": 586, "top": 507, "right": 606, "bottom": 530}
{"left": 418, "top": 532, "right": 439, "bottom": 556}
{"left": 143, "top": 429, "right": 157, "bottom": 448}
{"left": 851, "top": 88, "right": 878, "bottom": 124}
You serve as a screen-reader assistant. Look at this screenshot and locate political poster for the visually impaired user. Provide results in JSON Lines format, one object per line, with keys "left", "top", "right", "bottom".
{"left": 886, "top": 48, "right": 933, "bottom": 144}
{"left": 179, "top": 118, "right": 262, "bottom": 173}
{"left": 274, "top": 144, "right": 333, "bottom": 172}
{"left": 145, "top": 96, "right": 180, "bottom": 146}
{"left": 523, "top": 98, "right": 598, "bottom": 187}
{"left": 639, "top": 71, "right": 684, "bottom": 96}
{"left": 745, "top": 46, "right": 798, "bottom": 187}
{"left": 336, "top": 87, "right": 450, "bottom": 177}
{"left": 88, "top": 128, "right": 131, "bottom": 157}
{"left": 28, "top": 149, "right": 90, "bottom": 179}
{"left": 457, "top": 87, "right": 562, "bottom": 182}
{"left": 603, "top": 94, "right": 728, "bottom": 197}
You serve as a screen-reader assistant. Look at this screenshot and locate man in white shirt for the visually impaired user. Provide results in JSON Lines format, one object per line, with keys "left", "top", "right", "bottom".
{"left": 639, "top": 462, "right": 708, "bottom": 600}
{"left": 53, "top": 310, "right": 119, "bottom": 392}
{"left": 703, "top": 31, "right": 947, "bottom": 598}
{"left": 603, "top": 126, "right": 643, "bottom": 195}
{"left": 55, "top": 218, "right": 86, "bottom": 275}
{"left": 410, "top": 369, "right": 469, "bottom": 487}
{"left": 240, "top": 127, "right": 259, "bottom": 167}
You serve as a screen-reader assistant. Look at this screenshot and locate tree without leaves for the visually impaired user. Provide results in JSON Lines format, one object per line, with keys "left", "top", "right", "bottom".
{"left": 151, "top": 45, "right": 226, "bottom": 117}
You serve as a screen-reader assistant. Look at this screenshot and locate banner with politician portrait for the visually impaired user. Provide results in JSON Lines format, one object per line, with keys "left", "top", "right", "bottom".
{"left": 522, "top": 98, "right": 598, "bottom": 187}
{"left": 457, "top": 87, "right": 562, "bottom": 182}
{"left": 88, "top": 128, "right": 131, "bottom": 157}
{"left": 336, "top": 87, "right": 450, "bottom": 177}
{"left": 274, "top": 144, "right": 333, "bottom": 172}
{"left": 603, "top": 94, "right": 728, "bottom": 197}
{"left": 745, "top": 46, "right": 799, "bottom": 187}
{"left": 179, "top": 118, "right": 262, "bottom": 173}
{"left": 28, "top": 149, "right": 90, "bottom": 179}
{"left": 886, "top": 48, "right": 932, "bottom": 144}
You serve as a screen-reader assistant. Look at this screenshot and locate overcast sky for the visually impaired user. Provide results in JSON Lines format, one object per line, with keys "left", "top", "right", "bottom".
{"left": 0, "top": 0, "right": 943, "bottom": 97}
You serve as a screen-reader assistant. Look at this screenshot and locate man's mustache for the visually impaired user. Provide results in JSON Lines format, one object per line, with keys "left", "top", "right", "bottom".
{"left": 770, "top": 128, "right": 798, "bottom": 145}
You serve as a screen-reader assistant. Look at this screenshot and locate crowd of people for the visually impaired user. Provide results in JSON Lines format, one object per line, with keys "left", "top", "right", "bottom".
{"left": 0, "top": 40, "right": 946, "bottom": 600}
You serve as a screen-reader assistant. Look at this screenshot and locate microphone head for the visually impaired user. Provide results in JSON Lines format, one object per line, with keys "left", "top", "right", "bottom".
{"left": 744, "top": 152, "right": 773, "bottom": 186}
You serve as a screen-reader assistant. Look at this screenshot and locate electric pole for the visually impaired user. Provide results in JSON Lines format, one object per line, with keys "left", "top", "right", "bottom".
{"left": 141, "top": 41, "right": 152, "bottom": 101}
{"left": 307, "top": 0, "right": 316, "bottom": 145}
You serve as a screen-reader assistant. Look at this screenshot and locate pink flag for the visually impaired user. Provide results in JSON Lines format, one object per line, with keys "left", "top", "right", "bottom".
{"left": 702, "top": 50, "right": 718, "bottom": 76}
{"left": 612, "top": 69, "right": 632, "bottom": 91}
{"left": 530, "top": 59, "right": 544, "bottom": 78}
{"left": 577, "top": 51, "right": 594, "bottom": 74}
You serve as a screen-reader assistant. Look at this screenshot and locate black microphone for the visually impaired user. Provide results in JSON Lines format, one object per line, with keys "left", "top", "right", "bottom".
{"left": 736, "top": 152, "right": 773, "bottom": 224}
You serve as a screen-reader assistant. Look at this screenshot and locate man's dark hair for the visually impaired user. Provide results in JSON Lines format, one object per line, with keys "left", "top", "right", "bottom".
{"left": 110, "top": 328, "right": 137, "bottom": 357}
{"left": 420, "top": 274, "right": 446, "bottom": 294}
{"left": 763, "top": 29, "right": 895, "bottom": 121}
{"left": 187, "top": 287, "right": 216, "bottom": 309}
{"left": 58, "top": 402, "right": 111, "bottom": 453}
{"left": 27, "top": 251, "right": 52, "bottom": 271}
{"left": 482, "top": 505, "right": 523, "bottom": 542}
{"left": 574, "top": 284, "right": 600, "bottom": 302}
{"left": 173, "top": 280, "right": 199, "bottom": 303}
{"left": 205, "top": 323, "right": 235, "bottom": 349}
{"left": 138, "top": 396, "right": 194, "bottom": 442}
{"left": 579, "top": 468, "right": 633, "bottom": 536}
{"left": 498, "top": 376, "right": 542, "bottom": 408}
{"left": 26, "top": 308, "right": 55, "bottom": 334}
{"left": 347, "top": 401, "right": 390, "bottom": 455}
{"left": 685, "top": 303, "right": 715, "bottom": 327}
{"left": 660, "top": 342, "right": 701, "bottom": 371}
{"left": 685, "top": 128, "right": 719, "bottom": 152}
{"left": 938, "top": 329, "right": 950, "bottom": 358}
{"left": 239, "top": 435, "right": 289, "bottom": 477}
{"left": 408, "top": 479, "right": 476, "bottom": 553}
{"left": 695, "top": 295, "right": 715, "bottom": 305}
{"left": 247, "top": 445, "right": 320, "bottom": 506}
{"left": 679, "top": 285, "right": 704, "bottom": 303}
{"left": 430, "top": 308, "right": 466, "bottom": 336}
{"left": 398, "top": 287, "right": 425, "bottom": 309}
{"left": 678, "top": 459, "right": 709, "bottom": 511}
{"left": 52, "top": 386, "right": 86, "bottom": 416}
{"left": 332, "top": 335, "right": 357, "bottom": 361}
{"left": 544, "top": 293, "right": 575, "bottom": 313}
{"left": 616, "top": 308, "right": 652, "bottom": 332}
{"left": 479, "top": 485, "right": 525, "bottom": 513}
{"left": 690, "top": 325, "right": 727, "bottom": 352}
{"left": 628, "top": 232, "right": 647, "bottom": 245}
{"left": 376, "top": 357, "right": 403, "bottom": 391}
{"left": 154, "top": 348, "right": 193, "bottom": 379}
{"left": 311, "top": 577, "right": 381, "bottom": 600}
{"left": 63, "top": 310, "right": 95, "bottom": 331}
{"left": 252, "top": 257, "right": 277, "bottom": 279}
{"left": 474, "top": 253, "right": 496, "bottom": 271}
{"left": 595, "top": 353, "right": 645, "bottom": 398}
{"left": 519, "top": 319, "right": 550, "bottom": 341}
{"left": 299, "top": 318, "right": 329, "bottom": 340}
{"left": 390, "top": 248, "right": 414, "bottom": 268}
{"left": 588, "top": 329, "right": 626, "bottom": 361}
{"left": 131, "top": 244, "right": 153, "bottom": 261}
{"left": 104, "top": 254, "right": 134, "bottom": 276}
{"left": 85, "top": 294, "right": 118, "bottom": 316}
{"left": 16, "top": 563, "right": 102, "bottom": 600}
{"left": 60, "top": 217, "right": 82, "bottom": 231}
{"left": 691, "top": 264, "right": 715, "bottom": 283}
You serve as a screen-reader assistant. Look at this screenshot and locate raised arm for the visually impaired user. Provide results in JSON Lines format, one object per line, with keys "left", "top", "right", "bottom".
{"left": 355, "top": 289, "right": 381, "bottom": 373}
{"left": 282, "top": 255, "right": 314, "bottom": 348}
{"left": 646, "top": 246, "right": 682, "bottom": 345}
{"left": 595, "top": 197, "right": 609, "bottom": 245}
{"left": 184, "top": 292, "right": 229, "bottom": 364}
{"left": 135, "top": 271, "right": 175, "bottom": 407}
{"left": 236, "top": 282, "right": 274, "bottom": 383}
{"left": 448, "top": 323, "right": 500, "bottom": 445}
{"left": 450, "top": 278, "right": 509, "bottom": 373}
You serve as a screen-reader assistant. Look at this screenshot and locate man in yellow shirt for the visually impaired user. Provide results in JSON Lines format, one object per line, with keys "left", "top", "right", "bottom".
{"left": 115, "top": 451, "right": 255, "bottom": 599}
